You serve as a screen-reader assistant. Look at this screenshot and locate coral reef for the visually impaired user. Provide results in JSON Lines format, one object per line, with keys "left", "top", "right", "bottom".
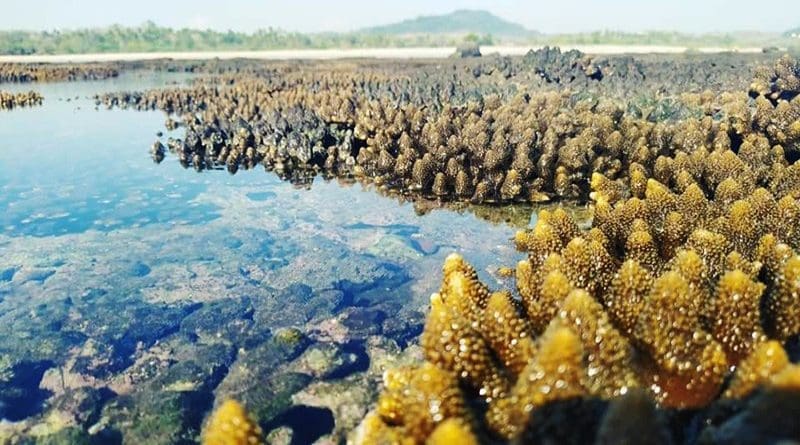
{"left": 96, "top": 52, "right": 800, "bottom": 205}
{"left": 0, "top": 90, "right": 43, "bottom": 110}
{"left": 4, "top": 51, "right": 800, "bottom": 444}
{"left": 358, "top": 166, "right": 800, "bottom": 443}
{"left": 0, "top": 62, "right": 119, "bottom": 83}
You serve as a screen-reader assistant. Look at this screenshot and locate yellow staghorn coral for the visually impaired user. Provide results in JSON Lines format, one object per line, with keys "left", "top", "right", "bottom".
{"left": 606, "top": 259, "right": 653, "bottom": 338}
{"left": 540, "top": 208, "right": 582, "bottom": 246}
{"left": 561, "top": 237, "right": 617, "bottom": 298}
{"left": 482, "top": 291, "right": 535, "bottom": 376}
{"left": 725, "top": 200, "right": 760, "bottom": 257}
{"left": 625, "top": 229, "right": 661, "bottom": 273}
{"left": 425, "top": 418, "right": 479, "bottom": 445}
{"left": 661, "top": 211, "right": 692, "bottom": 259}
{"left": 765, "top": 255, "right": 800, "bottom": 340}
{"left": 590, "top": 172, "right": 627, "bottom": 205}
{"left": 362, "top": 155, "right": 800, "bottom": 443}
{"left": 746, "top": 188, "right": 778, "bottom": 232}
{"left": 376, "top": 362, "right": 467, "bottom": 440}
{"left": 684, "top": 229, "right": 730, "bottom": 281}
{"left": 440, "top": 254, "right": 490, "bottom": 328}
{"left": 488, "top": 325, "right": 587, "bottom": 439}
{"left": 635, "top": 271, "right": 728, "bottom": 407}
{"left": 354, "top": 412, "right": 413, "bottom": 445}
{"left": 710, "top": 270, "right": 767, "bottom": 358}
{"left": 628, "top": 163, "right": 648, "bottom": 199}
{"left": 514, "top": 222, "right": 563, "bottom": 268}
{"left": 421, "top": 293, "right": 508, "bottom": 402}
{"left": 522, "top": 268, "right": 572, "bottom": 334}
{"left": 715, "top": 177, "right": 748, "bottom": 207}
{"left": 776, "top": 194, "right": 800, "bottom": 249}
{"left": 644, "top": 179, "right": 678, "bottom": 227}
{"left": 664, "top": 249, "right": 711, "bottom": 321}
{"left": 676, "top": 183, "right": 709, "bottom": 225}
{"left": 725, "top": 251, "right": 762, "bottom": 279}
{"left": 555, "top": 290, "right": 639, "bottom": 398}
{"left": 201, "top": 400, "right": 264, "bottom": 445}
{"left": 724, "top": 340, "right": 789, "bottom": 399}
{"left": 755, "top": 233, "right": 794, "bottom": 282}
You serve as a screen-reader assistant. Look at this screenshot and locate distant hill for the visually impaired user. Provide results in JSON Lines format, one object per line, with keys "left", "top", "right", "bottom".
{"left": 785, "top": 27, "right": 800, "bottom": 37}
{"left": 360, "top": 9, "right": 535, "bottom": 38}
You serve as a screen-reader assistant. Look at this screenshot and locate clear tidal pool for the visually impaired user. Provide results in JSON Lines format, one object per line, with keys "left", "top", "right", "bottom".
{"left": 0, "top": 76, "right": 543, "bottom": 443}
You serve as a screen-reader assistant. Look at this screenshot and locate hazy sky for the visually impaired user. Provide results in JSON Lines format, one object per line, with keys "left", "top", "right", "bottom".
{"left": 1, "top": 0, "right": 798, "bottom": 34}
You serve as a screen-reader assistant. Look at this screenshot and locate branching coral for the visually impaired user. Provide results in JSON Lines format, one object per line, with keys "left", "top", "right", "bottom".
{"left": 202, "top": 400, "right": 264, "bottom": 445}
{"left": 97, "top": 54, "right": 800, "bottom": 204}
{"left": 724, "top": 340, "right": 789, "bottom": 399}
{"left": 0, "top": 90, "right": 43, "bottom": 110}
{"left": 360, "top": 164, "right": 800, "bottom": 442}
{"left": 375, "top": 363, "right": 468, "bottom": 439}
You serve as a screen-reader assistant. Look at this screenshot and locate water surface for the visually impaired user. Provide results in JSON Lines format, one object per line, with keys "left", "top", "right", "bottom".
{"left": 0, "top": 75, "right": 532, "bottom": 443}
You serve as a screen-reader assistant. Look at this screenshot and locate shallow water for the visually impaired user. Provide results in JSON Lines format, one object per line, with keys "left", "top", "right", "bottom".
{"left": 0, "top": 76, "right": 543, "bottom": 442}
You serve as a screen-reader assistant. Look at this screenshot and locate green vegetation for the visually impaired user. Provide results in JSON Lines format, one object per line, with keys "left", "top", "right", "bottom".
{"left": 0, "top": 11, "right": 796, "bottom": 55}
{"left": 0, "top": 21, "right": 470, "bottom": 55}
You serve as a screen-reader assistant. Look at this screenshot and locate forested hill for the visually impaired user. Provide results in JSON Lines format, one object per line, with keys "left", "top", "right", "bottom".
{"left": 360, "top": 9, "right": 534, "bottom": 38}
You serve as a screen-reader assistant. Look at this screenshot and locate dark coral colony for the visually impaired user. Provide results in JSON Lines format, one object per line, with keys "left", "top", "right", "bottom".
{"left": 3, "top": 49, "right": 800, "bottom": 444}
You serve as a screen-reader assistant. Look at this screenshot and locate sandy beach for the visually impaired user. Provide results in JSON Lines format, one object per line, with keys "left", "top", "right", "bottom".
{"left": 0, "top": 45, "right": 765, "bottom": 63}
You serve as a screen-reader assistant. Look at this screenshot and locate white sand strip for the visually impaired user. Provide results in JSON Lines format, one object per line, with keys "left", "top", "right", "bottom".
{"left": 0, "top": 45, "right": 766, "bottom": 63}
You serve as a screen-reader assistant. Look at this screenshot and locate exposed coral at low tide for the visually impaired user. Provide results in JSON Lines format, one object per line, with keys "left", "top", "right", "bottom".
{"left": 0, "top": 62, "right": 119, "bottom": 83}
{"left": 357, "top": 167, "right": 800, "bottom": 443}
{"left": 97, "top": 51, "right": 800, "bottom": 205}
{"left": 0, "top": 90, "right": 42, "bottom": 110}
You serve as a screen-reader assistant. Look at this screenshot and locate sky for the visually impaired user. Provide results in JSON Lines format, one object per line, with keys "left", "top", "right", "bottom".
{"left": 1, "top": 0, "right": 798, "bottom": 34}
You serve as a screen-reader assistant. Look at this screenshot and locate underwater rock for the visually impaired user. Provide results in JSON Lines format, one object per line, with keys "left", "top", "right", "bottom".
{"left": 214, "top": 329, "right": 312, "bottom": 425}
{"left": 17, "top": 268, "right": 56, "bottom": 284}
{"left": 340, "top": 307, "right": 386, "bottom": 339}
{"left": 293, "top": 342, "right": 366, "bottom": 380}
{"left": 0, "top": 359, "right": 53, "bottom": 421}
{"left": 711, "top": 366, "right": 800, "bottom": 444}
{"left": 595, "top": 389, "right": 673, "bottom": 445}
{"left": 366, "top": 234, "right": 423, "bottom": 262}
{"left": 125, "top": 260, "right": 152, "bottom": 277}
{"left": 0, "top": 267, "right": 18, "bottom": 282}
{"left": 180, "top": 296, "right": 260, "bottom": 345}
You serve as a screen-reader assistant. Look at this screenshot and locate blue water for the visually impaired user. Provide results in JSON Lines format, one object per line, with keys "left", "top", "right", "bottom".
{"left": 0, "top": 75, "right": 529, "bottom": 442}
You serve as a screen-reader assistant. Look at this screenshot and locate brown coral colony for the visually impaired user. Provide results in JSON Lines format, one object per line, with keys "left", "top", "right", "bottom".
{"left": 354, "top": 54, "right": 800, "bottom": 444}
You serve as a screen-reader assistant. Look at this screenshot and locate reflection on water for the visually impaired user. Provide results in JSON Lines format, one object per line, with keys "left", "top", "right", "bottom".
{"left": 0, "top": 76, "right": 580, "bottom": 443}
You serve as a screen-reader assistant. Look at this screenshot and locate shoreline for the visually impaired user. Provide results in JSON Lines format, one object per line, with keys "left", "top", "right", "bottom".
{"left": 0, "top": 44, "right": 766, "bottom": 63}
